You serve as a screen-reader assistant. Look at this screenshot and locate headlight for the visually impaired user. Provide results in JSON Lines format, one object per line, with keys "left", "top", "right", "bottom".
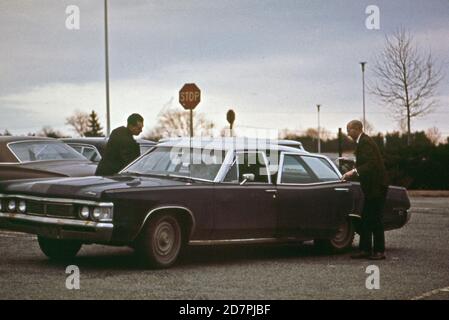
{"left": 18, "top": 200, "right": 26, "bottom": 213}
{"left": 91, "top": 206, "right": 113, "bottom": 222}
{"left": 8, "top": 200, "right": 16, "bottom": 212}
{"left": 80, "top": 206, "right": 90, "bottom": 219}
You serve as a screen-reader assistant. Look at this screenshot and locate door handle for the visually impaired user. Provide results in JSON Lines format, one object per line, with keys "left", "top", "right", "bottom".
{"left": 334, "top": 188, "right": 349, "bottom": 192}
{"left": 265, "top": 189, "right": 277, "bottom": 199}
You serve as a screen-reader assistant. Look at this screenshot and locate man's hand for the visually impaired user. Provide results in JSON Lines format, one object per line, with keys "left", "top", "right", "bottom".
{"left": 341, "top": 169, "right": 356, "bottom": 181}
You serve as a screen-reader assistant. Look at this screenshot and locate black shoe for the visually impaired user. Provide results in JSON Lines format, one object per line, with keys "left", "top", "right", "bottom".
{"left": 350, "top": 251, "right": 371, "bottom": 259}
{"left": 369, "top": 252, "right": 386, "bottom": 260}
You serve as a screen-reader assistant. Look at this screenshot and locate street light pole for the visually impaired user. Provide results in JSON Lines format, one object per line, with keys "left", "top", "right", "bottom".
{"left": 317, "top": 104, "right": 321, "bottom": 153}
{"left": 104, "top": 0, "right": 111, "bottom": 136}
{"left": 360, "top": 61, "right": 367, "bottom": 129}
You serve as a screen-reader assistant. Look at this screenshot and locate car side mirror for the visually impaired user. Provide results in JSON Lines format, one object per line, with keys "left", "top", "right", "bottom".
{"left": 240, "top": 173, "right": 255, "bottom": 185}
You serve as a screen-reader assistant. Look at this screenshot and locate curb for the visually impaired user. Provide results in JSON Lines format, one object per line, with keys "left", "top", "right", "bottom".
{"left": 407, "top": 190, "right": 449, "bottom": 197}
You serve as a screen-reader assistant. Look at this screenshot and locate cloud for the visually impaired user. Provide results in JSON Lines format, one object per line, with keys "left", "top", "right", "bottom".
{"left": 1, "top": 0, "right": 448, "bottom": 137}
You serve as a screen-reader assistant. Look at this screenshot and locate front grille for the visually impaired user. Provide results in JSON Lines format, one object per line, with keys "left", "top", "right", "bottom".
{"left": 27, "top": 200, "right": 76, "bottom": 218}
{"left": 46, "top": 204, "right": 74, "bottom": 217}
{"left": 27, "top": 201, "right": 45, "bottom": 215}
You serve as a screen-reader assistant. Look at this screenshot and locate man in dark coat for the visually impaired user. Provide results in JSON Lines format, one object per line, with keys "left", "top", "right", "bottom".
{"left": 342, "top": 120, "right": 388, "bottom": 260}
{"left": 95, "top": 114, "right": 144, "bottom": 176}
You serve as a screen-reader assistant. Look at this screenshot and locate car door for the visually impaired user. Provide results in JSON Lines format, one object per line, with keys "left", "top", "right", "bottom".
{"left": 212, "top": 150, "right": 278, "bottom": 240}
{"left": 276, "top": 153, "right": 353, "bottom": 239}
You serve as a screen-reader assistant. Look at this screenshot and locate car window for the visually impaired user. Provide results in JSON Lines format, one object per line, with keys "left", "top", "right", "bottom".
{"left": 140, "top": 145, "right": 154, "bottom": 155}
{"left": 123, "top": 146, "right": 225, "bottom": 181}
{"left": 223, "top": 151, "right": 271, "bottom": 184}
{"left": 301, "top": 156, "right": 340, "bottom": 182}
{"left": 71, "top": 146, "right": 83, "bottom": 153}
{"left": 8, "top": 141, "right": 86, "bottom": 162}
{"left": 82, "top": 147, "right": 101, "bottom": 162}
{"left": 223, "top": 158, "right": 239, "bottom": 183}
{"left": 280, "top": 154, "right": 316, "bottom": 184}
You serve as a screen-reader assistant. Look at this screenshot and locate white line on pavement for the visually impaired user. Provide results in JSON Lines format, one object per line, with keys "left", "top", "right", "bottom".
{"left": 411, "top": 286, "right": 449, "bottom": 300}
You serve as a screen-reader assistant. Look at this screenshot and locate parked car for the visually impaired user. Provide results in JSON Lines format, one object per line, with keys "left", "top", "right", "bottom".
{"left": 60, "top": 137, "right": 156, "bottom": 163}
{"left": 0, "top": 136, "right": 97, "bottom": 181}
{"left": 278, "top": 139, "right": 305, "bottom": 151}
{"left": 160, "top": 138, "right": 306, "bottom": 151}
{"left": 0, "top": 138, "right": 410, "bottom": 268}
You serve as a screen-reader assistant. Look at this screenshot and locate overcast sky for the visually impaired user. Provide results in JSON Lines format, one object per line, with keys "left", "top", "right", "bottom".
{"left": 1, "top": 0, "right": 448, "bottom": 138}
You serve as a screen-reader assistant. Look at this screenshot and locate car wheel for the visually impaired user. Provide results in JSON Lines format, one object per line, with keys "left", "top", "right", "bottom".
{"left": 138, "top": 214, "right": 182, "bottom": 269}
{"left": 315, "top": 219, "right": 354, "bottom": 253}
{"left": 37, "top": 236, "right": 82, "bottom": 260}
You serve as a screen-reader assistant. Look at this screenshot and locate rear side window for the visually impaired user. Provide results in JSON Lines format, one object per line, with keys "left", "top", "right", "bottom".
{"left": 8, "top": 141, "right": 86, "bottom": 162}
{"left": 301, "top": 156, "right": 340, "bottom": 182}
{"left": 82, "top": 147, "right": 101, "bottom": 162}
{"left": 223, "top": 151, "right": 271, "bottom": 184}
{"left": 280, "top": 154, "right": 316, "bottom": 184}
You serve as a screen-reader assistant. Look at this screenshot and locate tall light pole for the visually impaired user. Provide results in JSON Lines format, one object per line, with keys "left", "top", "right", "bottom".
{"left": 317, "top": 104, "right": 321, "bottom": 153}
{"left": 104, "top": 0, "right": 111, "bottom": 136}
{"left": 360, "top": 61, "right": 367, "bottom": 129}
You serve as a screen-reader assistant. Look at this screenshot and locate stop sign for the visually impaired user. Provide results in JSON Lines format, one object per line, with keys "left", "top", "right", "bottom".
{"left": 179, "top": 83, "right": 201, "bottom": 110}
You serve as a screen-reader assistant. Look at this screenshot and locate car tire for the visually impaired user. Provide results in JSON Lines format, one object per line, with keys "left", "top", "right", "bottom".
{"left": 314, "top": 219, "right": 354, "bottom": 253}
{"left": 138, "top": 214, "right": 182, "bottom": 269}
{"left": 37, "top": 236, "right": 82, "bottom": 260}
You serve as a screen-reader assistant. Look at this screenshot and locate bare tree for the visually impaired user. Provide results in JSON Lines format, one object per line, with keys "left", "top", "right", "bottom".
{"left": 0, "top": 129, "right": 12, "bottom": 136}
{"left": 370, "top": 29, "right": 443, "bottom": 145}
{"left": 37, "top": 126, "right": 64, "bottom": 138}
{"left": 65, "top": 110, "right": 89, "bottom": 137}
{"left": 426, "top": 126, "right": 442, "bottom": 145}
{"left": 360, "top": 118, "right": 375, "bottom": 136}
{"left": 145, "top": 109, "right": 215, "bottom": 141}
{"left": 304, "top": 128, "right": 332, "bottom": 141}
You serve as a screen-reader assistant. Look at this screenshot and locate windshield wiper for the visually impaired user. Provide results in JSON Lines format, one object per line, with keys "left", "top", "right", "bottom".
{"left": 165, "top": 174, "right": 196, "bottom": 183}
{"left": 123, "top": 172, "right": 201, "bottom": 183}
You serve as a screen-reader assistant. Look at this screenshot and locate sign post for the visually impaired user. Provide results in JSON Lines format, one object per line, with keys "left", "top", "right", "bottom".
{"left": 179, "top": 83, "right": 201, "bottom": 137}
{"left": 226, "top": 109, "right": 235, "bottom": 137}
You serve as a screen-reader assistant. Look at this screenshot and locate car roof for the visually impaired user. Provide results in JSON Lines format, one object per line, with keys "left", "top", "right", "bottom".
{"left": 278, "top": 139, "right": 303, "bottom": 146}
{"left": 0, "top": 136, "right": 58, "bottom": 152}
{"left": 0, "top": 136, "right": 56, "bottom": 144}
{"left": 156, "top": 137, "right": 310, "bottom": 154}
{"left": 0, "top": 136, "right": 72, "bottom": 163}
{"left": 61, "top": 137, "right": 156, "bottom": 145}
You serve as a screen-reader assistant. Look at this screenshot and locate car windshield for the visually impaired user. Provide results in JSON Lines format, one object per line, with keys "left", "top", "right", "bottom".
{"left": 8, "top": 141, "right": 87, "bottom": 162}
{"left": 122, "top": 146, "right": 226, "bottom": 181}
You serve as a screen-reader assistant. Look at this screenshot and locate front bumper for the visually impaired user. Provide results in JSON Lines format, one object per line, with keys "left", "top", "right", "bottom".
{"left": 405, "top": 209, "right": 412, "bottom": 224}
{"left": 0, "top": 212, "right": 113, "bottom": 242}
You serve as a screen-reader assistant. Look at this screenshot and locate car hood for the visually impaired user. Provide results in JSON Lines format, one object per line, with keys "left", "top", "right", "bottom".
{"left": 0, "top": 175, "right": 187, "bottom": 200}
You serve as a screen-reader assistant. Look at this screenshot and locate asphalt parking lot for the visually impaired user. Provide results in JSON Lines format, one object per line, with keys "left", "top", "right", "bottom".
{"left": 0, "top": 196, "right": 448, "bottom": 300}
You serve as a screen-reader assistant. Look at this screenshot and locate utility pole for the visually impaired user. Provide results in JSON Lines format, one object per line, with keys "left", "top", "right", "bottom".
{"left": 317, "top": 104, "right": 321, "bottom": 153}
{"left": 104, "top": 0, "right": 111, "bottom": 136}
{"left": 360, "top": 61, "right": 367, "bottom": 129}
{"left": 338, "top": 127, "right": 343, "bottom": 158}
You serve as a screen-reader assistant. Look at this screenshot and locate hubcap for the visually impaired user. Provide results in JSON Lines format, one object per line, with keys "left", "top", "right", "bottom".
{"left": 154, "top": 222, "right": 175, "bottom": 256}
{"left": 331, "top": 222, "right": 350, "bottom": 247}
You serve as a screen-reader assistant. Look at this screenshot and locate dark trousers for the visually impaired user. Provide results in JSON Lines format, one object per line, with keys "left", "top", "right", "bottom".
{"left": 359, "top": 196, "right": 386, "bottom": 253}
